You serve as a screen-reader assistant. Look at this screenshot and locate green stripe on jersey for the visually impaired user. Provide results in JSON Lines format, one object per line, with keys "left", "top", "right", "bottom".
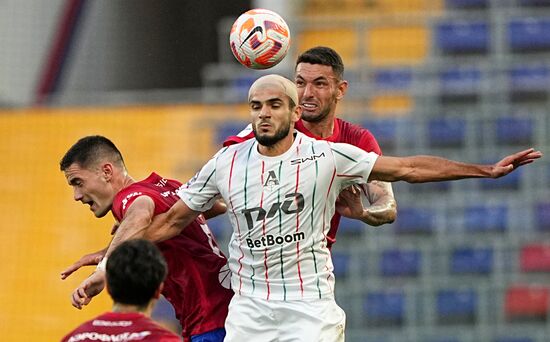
{"left": 331, "top": 147, "right": 357, "bottom": 163}
{"left": 309, "top": 142, "right": 321, "bottom": 298}
{"left": 244, "top": 142, "right": 256, "bottom": 293}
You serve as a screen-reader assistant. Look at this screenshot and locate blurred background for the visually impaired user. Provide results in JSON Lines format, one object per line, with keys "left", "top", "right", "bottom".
{"left": 2, "top": 0, "right": 550, "bottom": 341}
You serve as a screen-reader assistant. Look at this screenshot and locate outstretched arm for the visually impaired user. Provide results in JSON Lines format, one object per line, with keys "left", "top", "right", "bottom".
{"left": 336, "top": 182, "right": 397, "bottom": 226}
{"left": 369, "top": 148, "right": 542, "bottom": 183}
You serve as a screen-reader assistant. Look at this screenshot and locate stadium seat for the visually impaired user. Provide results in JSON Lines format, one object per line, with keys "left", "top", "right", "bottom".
{"left": 535, "top": 202, "right": 550, "bottom": 231}
{"left": 206, "top": 214, "right": 232, "bottom": 240}
{"left": 364, "top": 289, "right": 406, "bottom": 325}
{"left": 463, "top": 205, "right": 508, "bottom": 233}
{"left": 428, "top": 117, "right": 466, "bottom": 147}
{"left": 508, "top": 18, "right": 550, "bottom": 52}
{"left": 495, "top": 117, "right": 534, "bottom": 145}
{"left": 520, "top": 243, "right": 550, "bottom": 272}
{"left": 362, "top": 118, "right": 398, "bottom": 151}
{"left": 508, "top": 64, "right": 550, "bottom": 93}
{"left": 331, "top": 251, "right": 351, "bottom": 278}
{"left": 215, "top": 120, "right": 249, "bottom": 145}
{"left": 494, "top": 338, "right": 535, "bottom": 342}
{"left": 505, "top": 285, "right": 549, "bottom": 321}
{"left": 338, "top": 216, "right": 366, "bottom": 234}
{"left": 439, "top": 66, "right": 482, "bottom": 97}
{"left": 435, "top": 20, "right": 490, "bottom": 54}
{"left": 446, "top": 0, "right": 488, "bottom": 8}
{"left": 395, "top": 207, "right": 436, "bottom": 234}
{"left": 479, "top": 167, "right": 522, "bottom": 190}
{"left": 519, "top": 0, "right": 550, "bottom": 6}
{"left": 380, "top": 248, "right": 421, "bottom": 277}
{"left": 373, "top": 68, "right": 413, "bottom": 91}
{"left": 450, "top": 247, "right": 493, "bottom": 274}
{"left": 436, "top": 288, "right": 478, "bottom": 324}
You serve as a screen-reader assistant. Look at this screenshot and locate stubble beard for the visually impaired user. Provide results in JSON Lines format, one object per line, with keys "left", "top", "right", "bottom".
{"left": 253, "top": 121, "right": 291, "bottom": 147}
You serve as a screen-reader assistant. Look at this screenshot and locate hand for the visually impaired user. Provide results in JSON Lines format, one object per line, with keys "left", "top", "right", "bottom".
{"left": 491, "top": 148, "right": 543, "bottom": 178}
{"left": 61, "top": 249, "right": 106, "bottom": 280}
{"left": 71, "top": 271, "right": 106, "bottom": 310}
{"left": 335, "top": 185, "right": 365, "bottom": 219}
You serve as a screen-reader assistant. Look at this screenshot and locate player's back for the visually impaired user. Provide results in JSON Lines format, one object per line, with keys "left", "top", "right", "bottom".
{"left": 61, "top": 312, "right": 181, "bottom": 342}
{"left": 112, "top": 173, "right": 233, "bottom": 339}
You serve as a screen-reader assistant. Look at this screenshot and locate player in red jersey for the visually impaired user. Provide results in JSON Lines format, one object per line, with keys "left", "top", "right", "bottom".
{"left": 60, "top": 136, "right": 233, "bottom": 342}
{"left": 61, "top": 239, "right": 181, "bottom": 342}
{"left": 224, "top": 46, "right": 397, "bottom": 249}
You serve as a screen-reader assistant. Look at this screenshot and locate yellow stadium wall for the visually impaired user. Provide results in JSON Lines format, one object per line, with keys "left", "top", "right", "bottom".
{"left": 0, "top": 104, "right": 248, "bottom": 341}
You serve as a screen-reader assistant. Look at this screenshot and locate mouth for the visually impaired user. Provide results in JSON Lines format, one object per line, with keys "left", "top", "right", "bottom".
{"left": 301, "top": 102, "right": 318, "bottom": 111}
{"left": 257, "top": 122, "right": 272, "bottom": 132}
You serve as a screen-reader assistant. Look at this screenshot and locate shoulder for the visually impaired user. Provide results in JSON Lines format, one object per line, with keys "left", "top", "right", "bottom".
{"left": 336, "top": 118, "right": 382, "bottom": 154}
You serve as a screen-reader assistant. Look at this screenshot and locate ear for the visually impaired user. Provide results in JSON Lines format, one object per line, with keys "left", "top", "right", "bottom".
{"left": 153, "top": 282, "right": 164, "bottom": 300}
{"left": 336, "top": 80, "right": 348, "bottom": 101}
{"left": 291, "top": 104, "right": 302, "bottom": 124}
{"left": 101, "top": 163, "right": 114, "bottom": 182}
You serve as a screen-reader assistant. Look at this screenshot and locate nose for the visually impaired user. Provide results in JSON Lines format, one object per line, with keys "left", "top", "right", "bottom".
{"left": 258, "top": 105, "right": 271, "bottom": 119}
{"left": 73, "top": 187, "right": 83, "bottom": 201}
{"left": 301, "top": 83, "right": 314, "bottom": 99}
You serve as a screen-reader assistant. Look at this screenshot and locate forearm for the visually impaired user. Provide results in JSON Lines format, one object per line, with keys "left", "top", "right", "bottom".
{"left": 104, "top": 215, "right": 152, "bottom": 259}
{"left": 406, "top": 156, "right": 492, "bottom": 183}
{"left": 143, "top": 199, "right": 201, "bottom": 243}
{"left": 359, "top": 181, "right": 397, "bottom": 226}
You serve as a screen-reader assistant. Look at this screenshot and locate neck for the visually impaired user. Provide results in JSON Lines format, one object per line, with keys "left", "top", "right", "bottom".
{"left": 112, "top": 301, "right": 153, "bottom": 317}
{"left": 302, "top": 115, "right": 335, "bottom": 139}
{"left": 257, "top": 132, "right": 296, "bottom": 157}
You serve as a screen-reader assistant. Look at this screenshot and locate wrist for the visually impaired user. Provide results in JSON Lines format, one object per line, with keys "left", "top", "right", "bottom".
{"left": 96, "top": 257, "right": 107, "bottom": 272}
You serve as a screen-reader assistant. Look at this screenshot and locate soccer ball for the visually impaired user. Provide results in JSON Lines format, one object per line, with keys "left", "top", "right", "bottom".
{"left": 229, "top": 8, "right": 291, "bottom": 70}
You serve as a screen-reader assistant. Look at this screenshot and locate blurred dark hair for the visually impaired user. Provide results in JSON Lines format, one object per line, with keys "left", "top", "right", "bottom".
{"left": 60, "top": 135, "right": 125, "bottom": 171}
{"left": 295, "top": 46, "right": 344, "bottom": 80}
{"left": 106, "top": 239, "right": 167, "bottom": 307}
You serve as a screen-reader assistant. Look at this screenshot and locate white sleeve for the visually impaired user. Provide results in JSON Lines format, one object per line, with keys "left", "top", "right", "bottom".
{"left": 331, "top": 142, "right": 379, "bottom": 188}
{"left": 176, "top": 151, "right": 222, "bottom": 212}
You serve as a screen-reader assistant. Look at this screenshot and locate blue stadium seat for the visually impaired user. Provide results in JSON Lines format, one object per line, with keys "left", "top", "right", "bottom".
{"left": 494, "top": 338, "right": 535, "bottom": 342}
{"left": 519, "top": 0, "right": 550, "bottom": 6}
{"left": 395, "top": 207, "right": 436, "bottom": 234}
{"left": 429, "top": 338, "right": 461, "bottom": 342}
{"left": 428, "top": 117, "right": 466, "bottom": 147}
{"left": 206, "top": 214, "right": 232, "bottom": 239}
{"left": 380, "top": 248, "right": 421, "bottom": 277}
{"left": 338, "top": 216, "right": 366, "bottom": 234}
{"left": 435, "top": 21, "right": 490, "bottom": 53}
{"left": 364, "top": 289, "right": 405, "bottom": 325}
{"left": 373, "top": 68, "right": 413, "bottom": 90}
{"left": 464, "top": 205, "right": 508, "bottom": 232}
{"left": 439, "top": 66, "right": 482, "bottom": 96}
{"left": 446, "top": 0, "right": 488, "bottom": 8}
{"left": 450, "top": 247, "right": 493, "bottom": 274}
{"left": 509, "top": 64, "right": 550, "bottom": 93}
{"left": 508, "top": 18, "right": 550, "bottom": 51}
{"left": 495, "top": 117, "right": 534, "bottom": 145}
{"left": 362, "top": 118, "right": 398, "bottom": 151}
{"left": 331, "top": 251, "right": 351, "bottom": 278}
{"left": 215, "top": 120, "right": 249, "bottom": 145}
{"left": 535, "top": 202, "right": 550, "bottom": 231}
{"left": 436, "top": 289, "right": 477, "bottom": 324}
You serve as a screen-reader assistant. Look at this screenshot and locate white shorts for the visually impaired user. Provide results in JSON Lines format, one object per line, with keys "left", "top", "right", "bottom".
{"left": 224, "top": 294, "right": 346, "bottom": 342}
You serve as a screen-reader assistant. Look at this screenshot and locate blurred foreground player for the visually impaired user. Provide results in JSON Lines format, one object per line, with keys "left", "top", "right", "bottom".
{"left": 60, "top": 136, "right": 232, "bottom": 342}
{"left": 61, "top": 239, "right": 181, "bottom": 342}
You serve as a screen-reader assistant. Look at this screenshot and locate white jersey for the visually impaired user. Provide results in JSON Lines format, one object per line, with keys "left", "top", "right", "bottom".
{"left": 177, "top": 131, "right": 378, "bottom": 301}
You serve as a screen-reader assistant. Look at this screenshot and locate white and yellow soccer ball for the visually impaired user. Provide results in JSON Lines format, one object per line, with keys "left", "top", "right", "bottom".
{"left": 229, "top": 8, "right": 291, "bottom": 70}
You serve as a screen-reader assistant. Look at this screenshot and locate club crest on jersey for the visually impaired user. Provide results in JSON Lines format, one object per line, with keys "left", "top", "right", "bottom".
{"left": 290, "top": 152, "right": 326, "bottom": 165}
{"left": 263, "top": 170, "right": 279, "bottom": 191}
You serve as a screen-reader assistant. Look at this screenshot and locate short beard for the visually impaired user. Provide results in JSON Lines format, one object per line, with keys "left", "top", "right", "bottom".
{"left": 253, "top": 122, "right": 291, "bottom": 147}
{"left": 301, "top": 106, "right": 331, "bottom": 123}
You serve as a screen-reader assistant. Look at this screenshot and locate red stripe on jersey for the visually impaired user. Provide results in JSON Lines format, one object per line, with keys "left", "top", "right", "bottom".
{"left": 228, "top": 150, "right": 245, "bottom": 295}
{"left": 336, "top": 174, "right": 364, "bottom": 178}
{"left": 294, "top": 136, "right": 304, "bottom": 296}
{"left": 259, "top": 161, "right": 271, "bottom": 300}
{"left": 324, "top": 165, "right": 338, "bottom": 287}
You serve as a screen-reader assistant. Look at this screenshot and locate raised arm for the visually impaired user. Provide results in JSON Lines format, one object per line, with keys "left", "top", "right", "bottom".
{"left": 142, "top": 199, "right": 201, "bottom": 242}
{"left": 369, "top": 148, "right": 542, "bottom": 183}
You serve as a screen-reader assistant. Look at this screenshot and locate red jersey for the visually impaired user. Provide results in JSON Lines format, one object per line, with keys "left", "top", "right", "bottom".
{"left": 223, "top": 118, "right": 382, "bottom": 249}
{"left": 61, "top": 312, "right": 181, "bottom": 342}
{"left": 111, "top": 173, "right": 233, "bottom": 340}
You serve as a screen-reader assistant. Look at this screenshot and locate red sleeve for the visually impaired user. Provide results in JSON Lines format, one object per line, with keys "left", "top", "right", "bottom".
{"left": 358, "top": 129, "right": 382, "bottom": 155}
{"left": 223, "top": 131, "right": 255, "bottom": 147}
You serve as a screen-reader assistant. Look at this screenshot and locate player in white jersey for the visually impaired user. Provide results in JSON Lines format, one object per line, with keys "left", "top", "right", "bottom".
{"left": 133, "top": 75, "right": 541, "bottom": 341}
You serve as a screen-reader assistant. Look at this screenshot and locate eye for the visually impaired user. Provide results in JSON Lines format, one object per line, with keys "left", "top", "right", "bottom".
{"left": 295, "top": 79, "right": 305, "bottom": 87}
